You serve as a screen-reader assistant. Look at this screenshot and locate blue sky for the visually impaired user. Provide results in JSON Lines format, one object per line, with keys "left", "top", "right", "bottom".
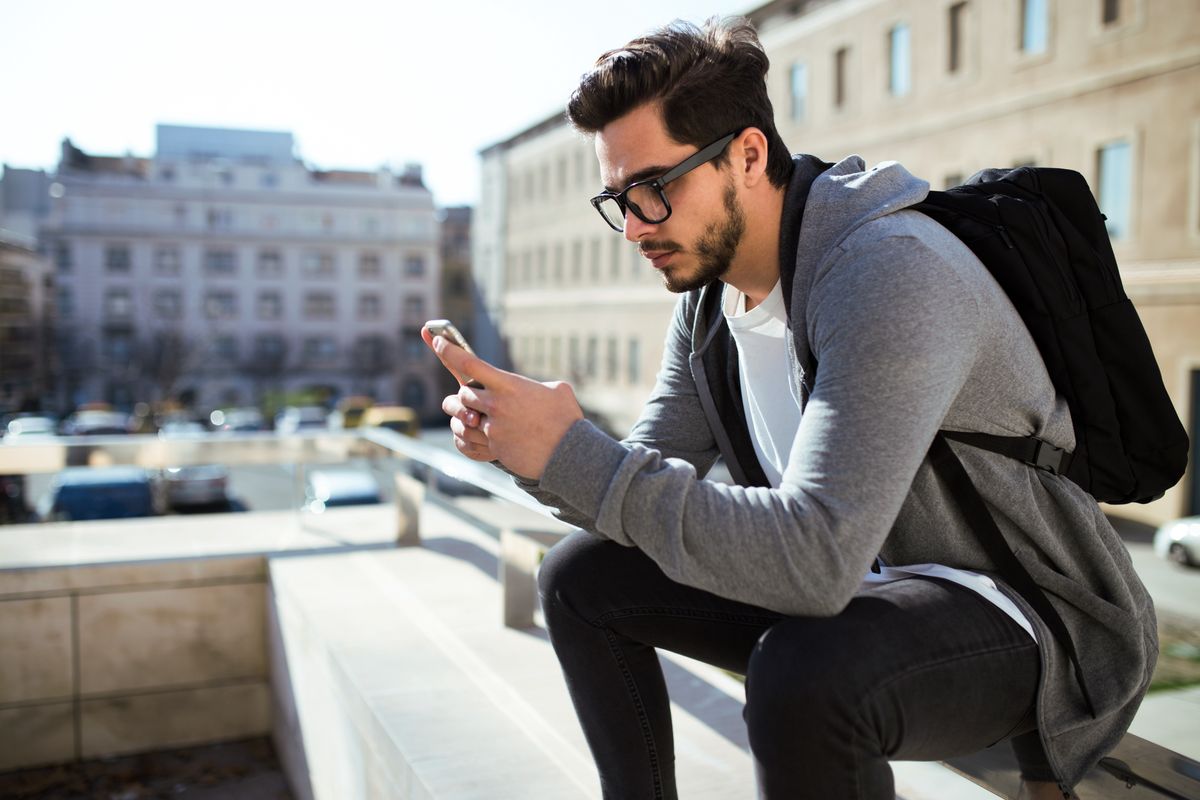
{"left": 0, "top": 0, "right": 747, "bottom": 206}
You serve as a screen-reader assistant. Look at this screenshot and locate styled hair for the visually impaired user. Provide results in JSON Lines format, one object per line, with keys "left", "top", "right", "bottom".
{"left": 567, "top": 17, "right": 793, "bottom": 189}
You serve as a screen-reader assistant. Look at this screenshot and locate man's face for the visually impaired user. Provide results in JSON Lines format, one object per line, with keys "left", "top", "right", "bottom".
{"left": 594, "top": 104, "right": 745, "bottom": 293}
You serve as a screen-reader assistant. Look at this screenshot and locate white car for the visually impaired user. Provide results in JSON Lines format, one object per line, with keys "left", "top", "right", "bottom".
{"left": 4, "top": 415, "right": 57, "bottom": 440}
{"left": 1153, "top": 516, "right": 1200, "bottom": 568}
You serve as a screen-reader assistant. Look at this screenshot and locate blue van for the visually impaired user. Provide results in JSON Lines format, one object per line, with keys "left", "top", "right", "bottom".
{"left": 37, "top": 466, "right": 158, "bottom": 521}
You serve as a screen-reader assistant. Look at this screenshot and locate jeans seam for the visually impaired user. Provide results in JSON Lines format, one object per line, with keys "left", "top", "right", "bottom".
{"left": 602, "top": 626, "right": 666, "bottom": 800}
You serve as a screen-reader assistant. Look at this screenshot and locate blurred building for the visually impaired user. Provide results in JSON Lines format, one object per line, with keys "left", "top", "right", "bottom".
{"left": 476, "top": 114, "right": 668, "bottom": 437}
{"left": 38, "top": 125, "right": 443, "bottom": 416}
{"left": 474, "top": 0, "right": 1200, "bottom": 522}
{"left": 0, "top": 230, "right": 55, "bottom": 414}
{"left": 436, "top": 205, "right": 476, "bottom": 405}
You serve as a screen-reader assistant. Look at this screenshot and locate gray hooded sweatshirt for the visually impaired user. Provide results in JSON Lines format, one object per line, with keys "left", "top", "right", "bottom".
{"left": 520, "top": 154, "right": 1157, "bottom": 789}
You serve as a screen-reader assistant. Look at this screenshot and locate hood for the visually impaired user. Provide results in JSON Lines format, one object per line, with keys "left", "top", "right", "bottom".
{"left": 787, "top": 155, "right": 930, "bottom": 395}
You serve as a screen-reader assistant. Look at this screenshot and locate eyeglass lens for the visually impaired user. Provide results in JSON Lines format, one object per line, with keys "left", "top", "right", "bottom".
{"left": 598, "top": 183, "right": 669, "bottom": 231}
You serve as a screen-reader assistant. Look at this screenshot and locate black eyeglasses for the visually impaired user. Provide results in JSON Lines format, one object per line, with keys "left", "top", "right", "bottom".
{"left": 589, "top": 130, "right": 741, "bottom": 232}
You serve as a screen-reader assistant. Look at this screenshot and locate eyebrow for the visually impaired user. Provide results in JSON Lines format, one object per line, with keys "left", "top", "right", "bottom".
{"left": 603, "top": 163, "right": 672, "bottom": 193}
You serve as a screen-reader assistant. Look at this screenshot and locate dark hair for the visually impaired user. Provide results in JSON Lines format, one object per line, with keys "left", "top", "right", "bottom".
{"left": 567, "top": 17, "right": 793, "bottom": 189}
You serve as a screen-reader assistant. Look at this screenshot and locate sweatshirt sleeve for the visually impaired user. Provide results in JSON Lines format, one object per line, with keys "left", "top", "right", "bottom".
{"left": 536, "top": 232, "right": 982, "bottom": 616}
{"left": 514, "top": 293, "right": 722, "bottom": 534}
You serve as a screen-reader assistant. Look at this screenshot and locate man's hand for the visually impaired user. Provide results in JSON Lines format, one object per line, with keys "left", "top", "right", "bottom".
{"left": 423, "top": 328, "right": 584, "bottom": 480}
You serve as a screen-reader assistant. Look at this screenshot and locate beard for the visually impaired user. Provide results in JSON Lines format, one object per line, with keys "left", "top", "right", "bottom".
{"left": 661, "top": 180, "right": 746, "bottom": 294}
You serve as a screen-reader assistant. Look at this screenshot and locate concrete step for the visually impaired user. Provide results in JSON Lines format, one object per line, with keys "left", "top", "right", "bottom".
{"left": 268, "top": 503, "right": 997, "bottom": 799}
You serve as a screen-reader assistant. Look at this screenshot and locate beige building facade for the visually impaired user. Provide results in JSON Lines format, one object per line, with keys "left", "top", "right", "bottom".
{"left": 476, "top": 0, "right": 1199, "bottom": 521}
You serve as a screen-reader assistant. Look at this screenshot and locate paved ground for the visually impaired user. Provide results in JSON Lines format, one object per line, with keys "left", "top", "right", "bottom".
{"left": 0, "top": 737, "right": 291, "bottom": 800}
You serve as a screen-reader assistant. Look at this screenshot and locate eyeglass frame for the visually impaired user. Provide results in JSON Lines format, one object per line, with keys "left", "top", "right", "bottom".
{"left": 589, "top": 129, "right": 743, "bottom": 233}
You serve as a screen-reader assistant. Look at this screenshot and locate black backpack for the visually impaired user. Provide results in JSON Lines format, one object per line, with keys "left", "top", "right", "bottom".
{"left": 916, "top": 166, "right": 1189, "bottom": 505}
{"left": 912, "top": 166, "right": 1190, "bottom": 716}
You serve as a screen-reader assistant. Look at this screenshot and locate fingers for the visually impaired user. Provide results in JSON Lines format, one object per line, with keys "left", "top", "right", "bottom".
{"left": 441, "top": 393, "right": 481, "bottom": 428}
{"left": 428, "top": 334, "right": 506, "bottom": 387}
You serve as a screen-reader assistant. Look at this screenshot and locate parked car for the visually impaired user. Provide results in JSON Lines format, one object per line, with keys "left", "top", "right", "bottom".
{"left": 36, "top": 466, "right": 157, "bottom": 521}
{"left": 361, "top": 405, "right": 420, "bottom": 437}
{"left": 4, "top": 415, "right": 58, "bottom": 440}
{"left": 1154, "top": 516, "right": 1200, "bottom": 568}
{"left": 60, "top": 410, "right": 130, "bottom": 436}
{"left": 158, "top": 419, "right": 208, "bottom": 437}
{"left": 210, "top": 407, "right": 266, "bottom": 432}
{"left": 328, "top": 396, "right": 374, "bottom": 430}
{"left": 275, "top": 406, "right": 328, "bottom": 435}
{"left": 302, "top": 468, "right": 382, "bottom": 513}
{"left": 160, "top": 464, "right": 230, "bottom": 509}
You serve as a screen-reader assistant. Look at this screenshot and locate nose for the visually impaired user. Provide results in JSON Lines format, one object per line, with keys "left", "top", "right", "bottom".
{"left": 623, "top": 209, "right": 656, "bottom": 243}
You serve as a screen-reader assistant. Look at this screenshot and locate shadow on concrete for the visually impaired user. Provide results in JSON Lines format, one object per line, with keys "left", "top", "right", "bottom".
{"left": 422, "top": 535, "right": 499, "bottom": 582}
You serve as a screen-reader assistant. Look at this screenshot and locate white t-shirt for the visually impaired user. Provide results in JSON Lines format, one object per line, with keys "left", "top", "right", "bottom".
{"left": 722, "top": 282, "right": 1036, "bottom": 641}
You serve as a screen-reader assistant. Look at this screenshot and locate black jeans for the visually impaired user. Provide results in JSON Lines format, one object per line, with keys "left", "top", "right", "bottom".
{"left": 538, "top": 531, "right": 1049, "bottom": 800}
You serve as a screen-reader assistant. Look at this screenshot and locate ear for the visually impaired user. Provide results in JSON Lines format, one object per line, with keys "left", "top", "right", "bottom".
{"left": 735, "top": 127, "right": 770, "bottom": 189}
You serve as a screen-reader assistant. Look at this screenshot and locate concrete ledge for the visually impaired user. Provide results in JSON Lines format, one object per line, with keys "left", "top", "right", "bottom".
{"left": 268, "top": 505, "right": 759, "bottom": 799}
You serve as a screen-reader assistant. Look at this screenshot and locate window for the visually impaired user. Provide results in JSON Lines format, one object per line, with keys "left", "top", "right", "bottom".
{"left": 568, "top": 336, "right": 580, "bottom": 377}
{"left": 403, "top": 295, "right": 424, "bottom": 320}
{"left": 155, "top": 247, "right": 180, "bottom": 276}
{"left": 204, "top": 249, "right": 237, "bottom": 276}
{"left": 611, "top": 238, "right": 622, "bottom": 278}
{"left": 553, "top": 243, "right": 564, "bottom": 283}
{"left": 206, "top": 207, "right": 233, "bottom": 230}
{"left": 789, "top": 62, "right": 808, "bottom": 122}
{"left": 550, "top": 337, "right": 562, "bottom": 373}
{"left": 833, "top": 47, "right": 849, "bottom": 109}
{"left": 606, "top": 337, "right": 619, "bottom": 382}
{"left": 105, "top": 244, "right": 131, "bottom": 273}
{"left": 353, "top": 335, "right": 387, "bottom": 369}
{"left": 401, "top": 377, "right": 426, "bottom": 410}
{"left": 58, "top": 287, "right": 73, "bottom": 317}
{"left": 1097, "top": 139, "right": 1133, "bottom": 240}
{"left": 213, "top": 335, "right": 239, "bottom": 361}
{"left": 204, "top": 290, "right": 237, "bottom": 320}
{"left": 1021, "top": 0, "right": 1048, "bottom": 54}
{"left": 54, "top": 241, "right": 72, "bottom": 272}
{"left": 888, "top": 23, "right": 912, "bottom": 96}
{"left": 1102, "top": 0, "right": 1120, "bottom": 25}
{"left": 585, "top": 336, "right": 598, "bottom": 379}
{"left": 104, "top": 332, "right": 134, "bottom": 363}
{"left": 571, "top": 240, "right": 583, "bottom": 282}
{"left": 628, "top": 338, "right": 641, "bottom": 384}
{"left": 154, "top": 290, "right": 181, "bottom": 319}
{"left": 948, "top": 2, "right": 967, "bottom": 73}
{"left": 254, "top": 334, "right": 286, "bottom": 362}
{"left": 404, "top": 254, "right": 425, "bottom": 277}
{"left": 302, "top": 251, "right": 336, "bottom": 278}
{"left": 257, "top": 250, "right": 283, "bottom": 278}
{"left": 358, "top": 294, "right": 381, "bottom": 319}
{"left": 359, "top": 252, "right": 382, "bottom": 279}
{"left": 104, "top": 288, "right": 132, "bottom": 319}
{"left": 257, "top": 291, "right": 282, "bottom": 320}
{"left": 302, "top": 336, "right": 338, "bottom": 363}
{"left": 303, "top": 291, "right": 336, "bottom": 319}
{"left": 403, "top": 332, "right": 424, "bottom": 359}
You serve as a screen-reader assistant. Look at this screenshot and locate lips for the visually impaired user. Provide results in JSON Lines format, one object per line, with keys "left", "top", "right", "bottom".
{"left": 642, "top": 249, "right": 677, "bottom": 270}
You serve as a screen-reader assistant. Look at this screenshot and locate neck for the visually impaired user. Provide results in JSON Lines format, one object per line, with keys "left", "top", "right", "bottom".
{"left": 725, "top": 184, "right": 785, "bottom": 311}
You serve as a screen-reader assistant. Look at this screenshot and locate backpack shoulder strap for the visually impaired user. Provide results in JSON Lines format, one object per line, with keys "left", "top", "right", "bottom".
{"left": 928, "top": 432, "right": 1096, "bottom": 718}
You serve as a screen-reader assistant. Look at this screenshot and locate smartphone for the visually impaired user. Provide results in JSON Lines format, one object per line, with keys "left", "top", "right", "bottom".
{"left": 424, "top": 319, "right": 484, "bottom": 388}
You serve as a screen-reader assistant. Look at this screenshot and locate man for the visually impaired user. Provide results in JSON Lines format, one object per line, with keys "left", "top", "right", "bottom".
{"left": 426, "top": 18, "right": 1155, "bottom": 800}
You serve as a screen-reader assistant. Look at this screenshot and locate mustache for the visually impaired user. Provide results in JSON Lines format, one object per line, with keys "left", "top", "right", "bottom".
{"left": 638, "top": 240, "right": 683, "bottom": 254}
